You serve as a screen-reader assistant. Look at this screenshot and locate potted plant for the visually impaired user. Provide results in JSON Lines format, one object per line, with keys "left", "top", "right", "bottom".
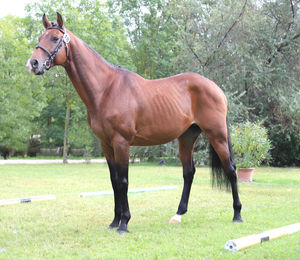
{"left": 231, "top": 122, "right": 271, "bottom": 182}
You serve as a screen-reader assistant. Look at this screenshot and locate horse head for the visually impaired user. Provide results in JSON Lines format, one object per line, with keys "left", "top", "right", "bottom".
{"left": 27, "top": 13, "right": 70, "bottom": 75}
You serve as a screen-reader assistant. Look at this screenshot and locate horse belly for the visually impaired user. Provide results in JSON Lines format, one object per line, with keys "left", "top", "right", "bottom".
{"left": 133, "top": 97, "right": 192, "bottom": 146}
{"left": 132, "top": 123, "right": 186, "bottom": 146}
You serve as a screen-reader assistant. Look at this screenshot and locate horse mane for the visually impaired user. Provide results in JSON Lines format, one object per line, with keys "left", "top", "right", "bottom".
{"left": 76, "top": 37, "right": 126, "bottom": 71}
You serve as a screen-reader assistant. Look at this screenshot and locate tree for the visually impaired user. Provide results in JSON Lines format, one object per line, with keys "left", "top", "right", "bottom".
{"left": 0, "top": 16, "right": 46, "bottom": 154}
{"left": 109, "top": 0, "right": 181, "bottom": 79}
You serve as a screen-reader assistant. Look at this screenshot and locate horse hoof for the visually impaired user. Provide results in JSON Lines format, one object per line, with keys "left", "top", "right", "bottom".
{"left": 169, "top": 214, "right": 182, "bottom": 224}
{"left": 108, "top": 225, "right": 118, "bottom": 230}
{"left": 233, "top": 218, "right": 243, "bottom": 223}
{"left": 116, "top": 228, "right": 129, "bottom": 234}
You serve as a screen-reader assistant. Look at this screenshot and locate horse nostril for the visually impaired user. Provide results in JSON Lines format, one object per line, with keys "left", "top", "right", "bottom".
{"left": 31, "top": 59, "right": 39, "bottom": 69}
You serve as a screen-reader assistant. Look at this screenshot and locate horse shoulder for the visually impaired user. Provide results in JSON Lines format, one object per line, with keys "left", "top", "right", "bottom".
{"left": 93, "top": 71, "right": 141, "bottom": 143}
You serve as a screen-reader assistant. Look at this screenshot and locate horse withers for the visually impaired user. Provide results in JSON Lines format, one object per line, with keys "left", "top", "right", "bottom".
{"left": 27, "top": 13, "right": 243, "bottom": 233}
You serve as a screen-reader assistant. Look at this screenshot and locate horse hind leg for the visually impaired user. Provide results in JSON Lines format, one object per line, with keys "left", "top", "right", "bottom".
{"left": 170, "top": 124, "right": 201, "bottom": 223}
{"left": 206, "top": 128, "right": 243, "bottom": 222}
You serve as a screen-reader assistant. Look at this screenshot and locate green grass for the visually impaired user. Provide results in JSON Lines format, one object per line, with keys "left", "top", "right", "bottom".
{"left": 0, "top": 164, "right": 299, "bottom": 259}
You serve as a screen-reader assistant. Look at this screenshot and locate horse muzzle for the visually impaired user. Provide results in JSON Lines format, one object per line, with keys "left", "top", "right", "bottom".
{"left": 26, "top": 58, "right": 48, "bottom": 75}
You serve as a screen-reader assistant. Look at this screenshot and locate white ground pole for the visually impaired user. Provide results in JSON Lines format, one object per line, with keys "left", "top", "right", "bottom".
{"left": 79, "top": 186, "right": 178, "bottom": 198}
{"left": 0, "top": 195, "right": 56, "bottom": 206}
{"left": 225, "top": 223, "right": 300, "bottom": 252}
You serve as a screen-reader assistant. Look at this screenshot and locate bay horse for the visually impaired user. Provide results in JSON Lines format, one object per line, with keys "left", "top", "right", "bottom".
{"left": 27, "top": 13, "right": 242, "bottom": 233}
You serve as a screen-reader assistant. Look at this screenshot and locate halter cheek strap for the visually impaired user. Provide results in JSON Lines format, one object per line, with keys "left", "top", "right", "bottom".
{"left": 36, "top": 26, "right": 70, "bottom": 70}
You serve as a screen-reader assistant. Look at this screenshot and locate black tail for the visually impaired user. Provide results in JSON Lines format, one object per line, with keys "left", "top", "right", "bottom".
{"left": 209, "top": 119, "right": 234, "bottom": 191}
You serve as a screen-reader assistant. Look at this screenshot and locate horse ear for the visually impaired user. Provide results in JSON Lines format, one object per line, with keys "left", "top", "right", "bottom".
{"left": 42, "top": 14, "right": 51, "bottom": 29}
{"left": 56, "top": 12, "right": 64, "bottom": 28}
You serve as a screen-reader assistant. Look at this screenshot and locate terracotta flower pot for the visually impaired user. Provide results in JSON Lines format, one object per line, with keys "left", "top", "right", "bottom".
{"left": 237, "top": 168, "right": 255, "bottom": 182}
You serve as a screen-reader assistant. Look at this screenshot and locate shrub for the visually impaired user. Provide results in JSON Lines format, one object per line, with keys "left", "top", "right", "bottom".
{"left": 231, "top": 122, "right": 271, "bottom": 168}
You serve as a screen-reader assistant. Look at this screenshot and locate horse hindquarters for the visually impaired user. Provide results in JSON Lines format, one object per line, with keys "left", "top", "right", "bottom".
{"left": 188, "top": 74, "right": 242, "bottom": 222}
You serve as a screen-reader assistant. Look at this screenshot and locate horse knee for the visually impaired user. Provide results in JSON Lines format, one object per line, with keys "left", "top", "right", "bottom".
{"left": 116, "top": 177, "right": 128, "bottom": 191}
{"left": 122, "top": 210, "right": 131, "bottom": 222}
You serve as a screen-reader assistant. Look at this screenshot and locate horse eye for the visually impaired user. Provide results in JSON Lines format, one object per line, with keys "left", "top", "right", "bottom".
{"left": 51, "top": 36, "right": 59, "bottom": 42}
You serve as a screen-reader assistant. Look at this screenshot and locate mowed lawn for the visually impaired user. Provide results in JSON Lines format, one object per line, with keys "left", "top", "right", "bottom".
{"left": 0, "top": 163, "right": 299, "bottom": 259}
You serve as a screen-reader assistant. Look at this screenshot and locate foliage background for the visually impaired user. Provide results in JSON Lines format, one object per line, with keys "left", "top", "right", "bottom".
{"left": 0, "top": 0, "right": 299, "bottom": 166}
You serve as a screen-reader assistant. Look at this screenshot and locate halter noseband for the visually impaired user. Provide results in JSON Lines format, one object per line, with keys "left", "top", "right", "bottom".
{"left": 36, "top": 26, "right": 70, "bottom": 69}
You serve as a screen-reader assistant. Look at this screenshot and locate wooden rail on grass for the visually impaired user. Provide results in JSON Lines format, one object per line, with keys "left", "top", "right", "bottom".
{"left": 225, "top": 223, "right": 300, "bottom": 251}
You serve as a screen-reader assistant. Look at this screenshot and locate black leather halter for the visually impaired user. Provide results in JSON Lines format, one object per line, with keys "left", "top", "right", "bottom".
{"left": 36, "top": 26, "right": 70, "bottom": 69}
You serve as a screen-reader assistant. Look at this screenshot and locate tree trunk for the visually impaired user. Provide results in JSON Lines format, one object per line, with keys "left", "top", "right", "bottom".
{"left": 63, "top": 99, "right": 72, "bottom": 164}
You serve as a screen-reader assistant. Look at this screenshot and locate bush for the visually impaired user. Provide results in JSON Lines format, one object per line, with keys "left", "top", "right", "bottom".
{"left": 268, "top": 129, "right": 300, "bottom": 166}
{"left": 231, "top": 122, "right": 271, "bottom": 168}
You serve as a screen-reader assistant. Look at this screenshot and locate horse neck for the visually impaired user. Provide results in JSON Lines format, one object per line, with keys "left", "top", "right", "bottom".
{"left": 64, "top": 32, "right": 116, "bottom": 111}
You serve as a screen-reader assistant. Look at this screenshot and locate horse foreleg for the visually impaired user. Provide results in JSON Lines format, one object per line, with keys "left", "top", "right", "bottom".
{"left": 112, "top": 137, "right": 131, "bottom": 233}
{"left": 107, "top": 161, "right": 122, "bottom": 229}
{"left": 170, "top": 125, "right": 200, "bottom": 223}
{"left": 101, "top": 143, "right": 122, "bottom": 229}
